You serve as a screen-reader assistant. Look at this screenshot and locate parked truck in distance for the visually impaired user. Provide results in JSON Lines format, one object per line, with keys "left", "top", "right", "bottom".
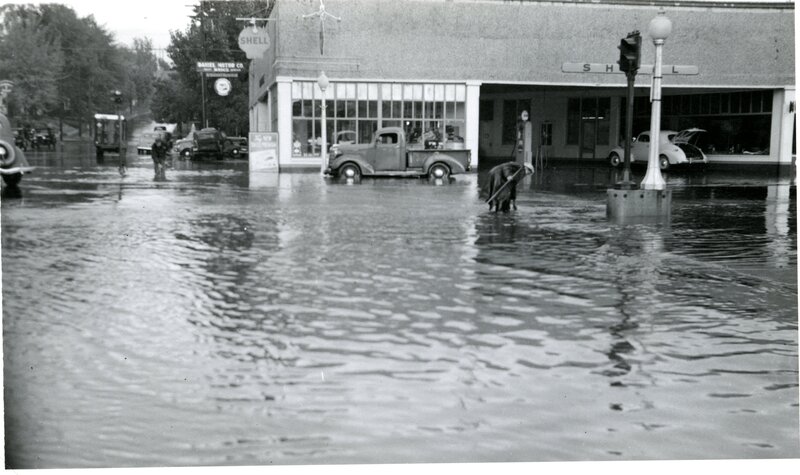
{"left": 192, "top": 127, "right": 225, "bottom": 160}
{"left": 94, "top": 113, "right": 127, "bottom": 159}
{"left": 325, "top": 127, "right": 471, "bottom": 181}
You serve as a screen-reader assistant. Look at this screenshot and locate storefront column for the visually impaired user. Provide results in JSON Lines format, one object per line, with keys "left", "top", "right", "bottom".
{"left": 770, "top": 88, "right": 795, "bottom": 165}
{"left": 276, "top": 77, "right": 293, "bottom": 167}
{"left": 779, "top": 88, "right": 795, "bottom": 165}
{"left": 254, "top": 99, "right": 269, "bottom": 132}
{"left": 466, "top": 80, "right": 481, "bottom": 171}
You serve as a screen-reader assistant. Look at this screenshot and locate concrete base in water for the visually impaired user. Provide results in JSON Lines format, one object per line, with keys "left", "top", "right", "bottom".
{"left": 606, "top": 188, "right": 672, "bottom": 221}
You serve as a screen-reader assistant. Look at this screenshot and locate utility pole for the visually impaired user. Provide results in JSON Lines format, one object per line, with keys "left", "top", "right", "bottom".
{"left": 200, "top": 2, "right": 207, "bottom": 129}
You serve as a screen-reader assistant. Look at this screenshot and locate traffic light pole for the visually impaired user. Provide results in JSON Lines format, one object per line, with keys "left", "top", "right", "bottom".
{"left": 618, "top": 70, "right": 637, "bottom": 189}
{"left": 615, "top": 30, "right": 640, "bottom": 190}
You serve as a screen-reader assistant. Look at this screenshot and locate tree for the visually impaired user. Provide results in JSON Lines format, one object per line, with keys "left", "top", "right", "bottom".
{"left": 1, "top": 3, "right": 160, "bottom": 131}
{"left": 154, "top": 1, "right": 270, "bottom": 135}
{"left": 129, "top": 37, "right": 158, "bottom": 106}
{"left": 0, "top": 7, "right": 64, "bottom": 123}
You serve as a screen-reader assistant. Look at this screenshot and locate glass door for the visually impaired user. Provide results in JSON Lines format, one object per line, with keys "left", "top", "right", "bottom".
{"left": 580, "top": 98, "right": 598, "bottom": 159}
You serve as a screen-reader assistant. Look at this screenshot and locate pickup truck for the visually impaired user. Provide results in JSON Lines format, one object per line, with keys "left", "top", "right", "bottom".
{"left": 192, "top": 127, "right": 225, "bottom": 160}
{"left": 325, "top": 127, "right": 471, "bottom": 180}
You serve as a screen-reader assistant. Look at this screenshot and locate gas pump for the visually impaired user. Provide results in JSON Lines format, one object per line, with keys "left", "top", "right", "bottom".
{"left": 515, "top": 110, "right": 533, "bottom": 169}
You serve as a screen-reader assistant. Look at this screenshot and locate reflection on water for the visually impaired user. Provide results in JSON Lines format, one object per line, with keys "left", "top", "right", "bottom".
{"left": 2, "top": 151, "right": 798, "bottom": 468}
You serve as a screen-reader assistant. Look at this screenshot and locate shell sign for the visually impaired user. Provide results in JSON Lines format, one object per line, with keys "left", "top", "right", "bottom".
{"left": 238, "top": 26, "right": 271, "bottom": 59}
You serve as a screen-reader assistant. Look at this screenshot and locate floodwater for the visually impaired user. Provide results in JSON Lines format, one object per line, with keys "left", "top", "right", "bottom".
{"left": 2, "top": 145, "right": 798, "bottom": 468}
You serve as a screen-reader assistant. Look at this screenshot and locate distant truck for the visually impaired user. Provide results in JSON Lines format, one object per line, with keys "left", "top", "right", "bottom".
{"left": 94, "top": 113, "right": 127, "bottom": 159}
{"left": 325, "top": 127, "right": 471, "bottom": 180}
{"left": 192, "top": 127, "right": 225, "bottom": 160}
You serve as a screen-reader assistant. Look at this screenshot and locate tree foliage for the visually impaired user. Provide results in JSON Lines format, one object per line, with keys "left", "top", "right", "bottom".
{"left": 0, "top": 3, "right": 158, "bottom": 126}
{"left": 157, "top": 1, "right": 270, "bottom": 136}
{"left": 0, "top": 9, "right": 64, "bottom": 120}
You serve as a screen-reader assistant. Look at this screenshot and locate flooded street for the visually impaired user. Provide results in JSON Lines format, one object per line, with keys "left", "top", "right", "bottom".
{"left": 2, "top": 146, "right": 798, "bottom": 468}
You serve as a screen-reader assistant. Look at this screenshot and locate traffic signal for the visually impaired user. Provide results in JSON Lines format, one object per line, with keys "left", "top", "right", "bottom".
{"left": 618, "top": 31, "right": 641, "bottom": 73}
{"left": 111, "top": 90, "right": 123, "bottom": 104}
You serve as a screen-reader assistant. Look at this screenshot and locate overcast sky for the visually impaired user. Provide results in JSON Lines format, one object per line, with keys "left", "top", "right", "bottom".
{"left": 7, "top": 0, "right": 196, "bottom": 51}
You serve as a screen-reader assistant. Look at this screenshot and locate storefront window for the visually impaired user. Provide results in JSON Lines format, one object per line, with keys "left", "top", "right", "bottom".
{"left": 292, "top": 81, "right": 467, "bottom": 156}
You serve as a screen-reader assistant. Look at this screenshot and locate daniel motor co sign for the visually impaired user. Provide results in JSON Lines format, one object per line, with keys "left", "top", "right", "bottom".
{"left": 196, "top": 62, "right": 244, "bottom": 78}
{"left": 238, "top": 26, "right": 271, "bottom": 59}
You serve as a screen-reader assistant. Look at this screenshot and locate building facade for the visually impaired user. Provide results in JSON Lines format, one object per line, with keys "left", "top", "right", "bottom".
{"left": 247, "top": 0, "right": 795, "bottom": 170}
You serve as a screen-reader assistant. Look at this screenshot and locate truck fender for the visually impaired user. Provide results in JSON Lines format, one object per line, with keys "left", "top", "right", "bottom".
{"left": 0, "top": 139, "right": 17, "bottom": 166}
{"left": 422, "top": 152, "right": 468, "bottom": 175}
{"left": 332, "top": 155, "right": 374, "bottom": 175}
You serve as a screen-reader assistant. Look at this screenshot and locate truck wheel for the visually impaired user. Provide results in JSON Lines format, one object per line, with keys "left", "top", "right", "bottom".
{"left": 428, "top": 163, "right": 450, "bottom": 180}
{"left": 609, "top": 152, "right": 621, "bottom": 167}
{"left": 659, "top": 155, "right": 670, "bottom": 170}
{"left": 339, "top": 163, "right": 361, "bottom": 181}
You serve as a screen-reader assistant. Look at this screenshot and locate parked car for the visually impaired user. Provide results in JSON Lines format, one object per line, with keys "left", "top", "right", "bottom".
{"left": 192, "top": 127, "right": 225, "bottom": 160}
{"left": 608, "top": 128, "right": 708, "bottom": 170}
{"left": 0, "top": 113, "right": 34, "bottom": 186}
{"left": 32, "top": 128, "right": 56, "bottom": 150}
{"left": 137, "top": 129, "right": 172, "bottom": 155}
{"left": 325, "top": 127, "right": 471, "bottom": 180}
{"left": 12, "top": 128, "right": 27, "bottom": 151}
{"left": 223, "top": 136, "right": 248, "bottom": 158}
{"left": 172, "top": 136, "right": 195, "bottom": 158}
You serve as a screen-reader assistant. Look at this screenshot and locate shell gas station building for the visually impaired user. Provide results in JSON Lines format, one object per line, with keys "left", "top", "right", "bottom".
{"left": 245, "top": 0, "right": 795, "bottom": 171}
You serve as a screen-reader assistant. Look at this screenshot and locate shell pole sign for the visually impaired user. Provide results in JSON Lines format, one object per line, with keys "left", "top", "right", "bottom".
{"left": 238, "top": 26, "right": 271, "bottom": 59}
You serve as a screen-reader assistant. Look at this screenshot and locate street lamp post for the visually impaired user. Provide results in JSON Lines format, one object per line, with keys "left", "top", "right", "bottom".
{"left": 317, "top": 71, "right": 329, "bottom": 174}
{"left": 640, "top": 10, "right": 672, "bottom": 191}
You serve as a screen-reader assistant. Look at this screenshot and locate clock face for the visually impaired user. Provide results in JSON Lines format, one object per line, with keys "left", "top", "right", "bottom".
{"left": 214, "top": 78, "right": 232, "bottom": 96}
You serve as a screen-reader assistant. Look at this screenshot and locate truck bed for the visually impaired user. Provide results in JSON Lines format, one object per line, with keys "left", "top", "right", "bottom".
{"left": 407, "top": 148, "right": 470, "bottom": 168}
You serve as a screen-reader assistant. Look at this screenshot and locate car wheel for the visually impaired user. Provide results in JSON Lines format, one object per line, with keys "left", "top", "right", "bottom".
{"left": 181, "top": 149, "right": 191, "bottom": 158}
{"left": 231, "top": 148, "right": 239, "bottom": 157}
{"left": 428, "top": 163, "right": 450, "bottom": 180}
{"left": 339, "top": 163, "right": 361, "bottom": 181}
{"left": 2, "top": 172, "right": 22, "bottom": 187}
{"left": 96, "top": 148, "right": 104, "bottom": 159}
{"left": 609, "top": 152, "right": 621, "bottom": 167}
{"left": 659, "top": 154, "right": 670, "bottom": 170}
{"left": 0, "top": 140, "right": 16, "bottom": 167}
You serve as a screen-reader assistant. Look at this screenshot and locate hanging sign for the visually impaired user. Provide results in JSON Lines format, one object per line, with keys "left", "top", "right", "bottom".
{"left": 196, "top": 62, "right": 244, "bottom": 74}
{"left": 214, "top": 78, "right": 232, "bottom": 96}
{"left": 238, "top": 26, "right": 271, "bottom": 59}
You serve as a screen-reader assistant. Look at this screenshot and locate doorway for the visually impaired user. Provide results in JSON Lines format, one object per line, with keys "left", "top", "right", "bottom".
{"left": 577, "top": 97, "right": 611, "bottom": 159}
